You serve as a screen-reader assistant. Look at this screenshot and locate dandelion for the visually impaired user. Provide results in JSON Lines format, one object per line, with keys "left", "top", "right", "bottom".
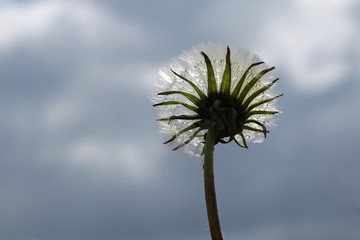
{"left": 152, "top": 42, "right": 282, "bottom": 239}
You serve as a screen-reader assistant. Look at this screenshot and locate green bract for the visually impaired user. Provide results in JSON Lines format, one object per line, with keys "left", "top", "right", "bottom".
{"left": 153, "top": 43, "right": 282, "bottom": 156}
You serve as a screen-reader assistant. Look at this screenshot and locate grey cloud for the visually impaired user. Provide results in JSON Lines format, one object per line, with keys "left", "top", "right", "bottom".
{"left": 1, "top": 0, "right": 360, "bottom": 240}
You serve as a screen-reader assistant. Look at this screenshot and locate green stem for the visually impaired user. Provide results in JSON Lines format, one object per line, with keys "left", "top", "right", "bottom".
{"left": 203, "top": 127, "right": 224, "bottom": 240}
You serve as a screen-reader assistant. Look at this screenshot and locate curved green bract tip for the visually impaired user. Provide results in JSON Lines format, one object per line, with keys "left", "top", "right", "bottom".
{"left": 241, "top": 78, "right": 280, "bottom": 111}
{"left": 237, "top": 66, "right": 275, "bottom": 104}
{"left": 201, "top": 51, "right": 217, "bottom": 95}
{"left": 158, "top": 90, "right": 200, "bottom": 105}
{"left": 171, "top": 69, "right": 207, "bottom": 100}
{"left": 232, "top": 61, "right": 264, "bottom": 99}
{"left": 244, "top": 119, "right": 269, "bottom": 137}
{"left": 153, "top": 101, "right": 199, "bottom": 113}
{"left": 245, "top": 94, "right": 283, "bottom": 114}
{"left": 234, "top": 132, "right": 248, "bottom": 149}
{"left": 246, "top": 110, "right": 279, "bottom": 119}
{"left": 173, "top": 128, "right": 203, "bottom": 151}
{"left": 156, "top": 114, "right": 200, "bottom": 122}
{"left": 219, "top": 46, "right": 231, "bottom": 95}
{"left": 164, "top": 121, "right": 201, "bottom": 144}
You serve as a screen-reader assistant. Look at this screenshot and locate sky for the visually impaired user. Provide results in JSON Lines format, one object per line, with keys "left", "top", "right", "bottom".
{"left": 0, "top": 0, "right": 359, "bottom": 239}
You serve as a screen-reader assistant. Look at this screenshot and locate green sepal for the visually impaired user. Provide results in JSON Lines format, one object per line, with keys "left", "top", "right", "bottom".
{"left": 163, "top": 121, "right": 201, "bottom": 144}
{"left": 153, "top": 101, "right": 198, "bottom": 113}
{"left": 156, "top": 114, "right": 200, "bottom": 122}
{"left": 219, "top": 135, "right": 234, "bottom": 144}
{"left": 201, "top": 51, "right": 217, "bottom": 95}
{"left": 171, "top": 70, "right": 207, "bottom": 100}
{"left": 231, "top": 62, "right": 264, "bottom": 98}
{"left": 241, "top": 78, "right": 279, "bottom": 111}
{"left": 219, "top": 46, "right": 231, "bottom": 95}
{"left": 237, "top": 66, "right": 275, "bottom": 104}
{"left": 158, "top": 90, "right": 200, "bottom": 105}
{"left": 173, "top": 128, "right": 203, "bottom": 151}
{"left": 246, "top": 110, "right": 279, "bottom": 118}
{"left": 245, "top": 94, "right": 283, "bottom": 114}
{"left": 244, "top": 120, "right": 268, "bottom": 137}
{"left": 234, "top": 133, "right": 248, "bottom": 148}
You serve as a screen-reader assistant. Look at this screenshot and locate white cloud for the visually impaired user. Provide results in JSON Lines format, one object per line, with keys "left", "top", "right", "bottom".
{"left": 66, "top": 136, "right": 164, "bottom": 181}
{"left": 0, "top": 0, "right": 161, "bottom": 184}
{"left": 0, "top": 0, "right": 147, "bottom": 51}
{"left": 198, "top": 0, "right": 357, "bottom": 93}
{"left": 0, "top": 1, "right": 58, "bottom": 49}
{"left": 42, "top": 94, "right": 87, "bottom": 131}
{"left": 74, "top": 61, "right": 160, "bottom": 92}
{"left": 255, "top": 0, "right": 357, "bottom": 93}
{"left": 40, "top": 59, "right": 158, "bottom": 132}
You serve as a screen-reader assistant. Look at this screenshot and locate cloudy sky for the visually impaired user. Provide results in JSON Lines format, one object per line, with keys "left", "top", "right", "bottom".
{"left": 0, "top": 0, "right": 359, "bottom": 239}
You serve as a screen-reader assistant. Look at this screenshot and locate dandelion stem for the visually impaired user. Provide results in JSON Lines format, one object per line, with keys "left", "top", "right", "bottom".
{"left": 203, "top": 127, "right": 223, "bottom": 240}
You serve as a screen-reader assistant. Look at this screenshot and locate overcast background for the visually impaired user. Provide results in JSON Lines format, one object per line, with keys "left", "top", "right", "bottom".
{"left": 1, "top": 0, "right": 359, "bottom": 239}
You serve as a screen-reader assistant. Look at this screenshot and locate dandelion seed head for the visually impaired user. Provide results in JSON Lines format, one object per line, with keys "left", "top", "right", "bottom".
{"left": 153, "top": 42, "right": 282, "bottom": 157}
